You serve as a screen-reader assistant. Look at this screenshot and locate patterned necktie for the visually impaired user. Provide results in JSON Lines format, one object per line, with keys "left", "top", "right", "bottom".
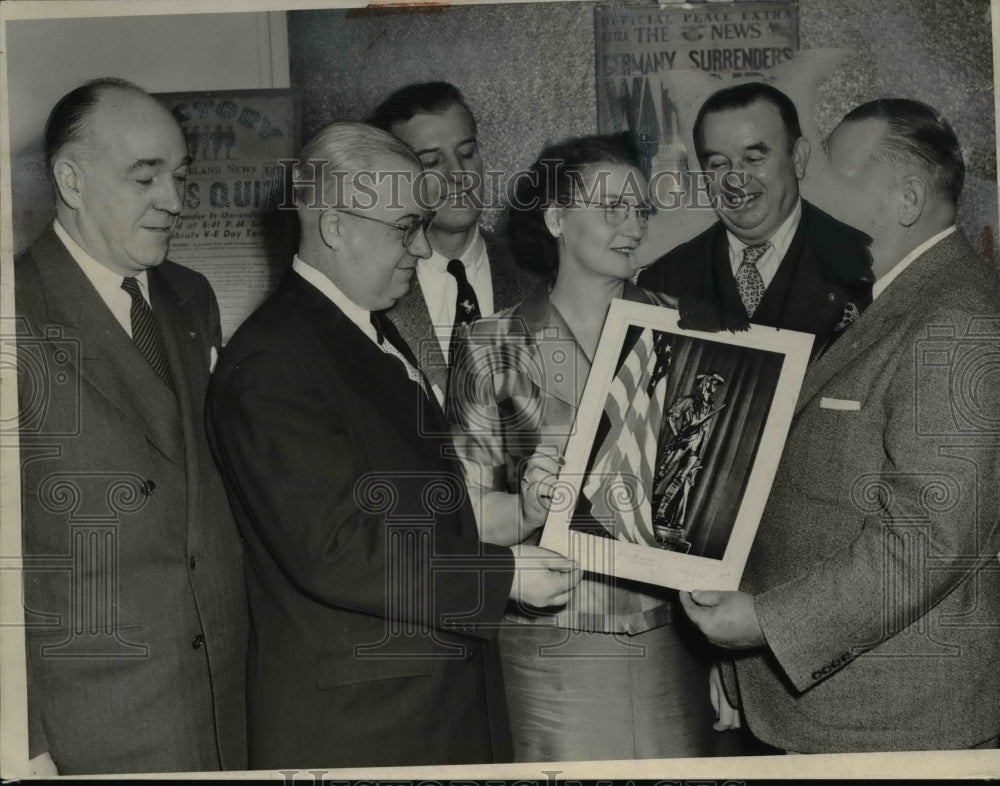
{"left": 735, "top": 243, "right": 769, "bottom": 317}
{"left": 121, "top": 277, "right": 174, "bottom": 390}
{"left": 370, "top": 312, "right": 429, "bottom": 398}
{"left": 447, "top": 258, "right": 481, "bottom": 365}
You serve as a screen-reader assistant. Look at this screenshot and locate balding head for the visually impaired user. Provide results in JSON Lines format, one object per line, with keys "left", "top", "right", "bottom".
{"left": 838, "top": 98, "right": 964, "bottom": 207}
{"left": 292, "top": 121, "right": 420, "bottom": 213}
{"left": 48, "top": 79, "right": 190, "bottom": 275}
{"left": 45, "top": 78, "right": 153, "bottom": 174}
{"left": 291, "top": 122, "right": 433, "bottom": 310}
{"left": 827, "top": 99, "right": 963, "bottom": 277}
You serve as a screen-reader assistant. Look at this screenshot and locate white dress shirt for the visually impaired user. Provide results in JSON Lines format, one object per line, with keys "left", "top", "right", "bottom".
{"left": 417, "top": 227, "right": 494, "bottom": 358}
{"left": 727, "top": 198, "right": 803, "bottom": 289}
{"left": 54, "top": 219, "right": 150, "bottom": 338}
{"left": 872, "top": 225, "right": 957, "bottom": 300}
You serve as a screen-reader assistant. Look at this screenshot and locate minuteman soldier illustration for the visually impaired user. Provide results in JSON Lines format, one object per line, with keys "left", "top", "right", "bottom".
{"left": 651, "top": 371, "right": 726, "bottom": 552}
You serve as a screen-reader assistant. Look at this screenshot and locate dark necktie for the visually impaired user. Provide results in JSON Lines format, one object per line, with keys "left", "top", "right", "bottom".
{"left": 735, "top": 243, "right": 768, "bottom": 317}
{"left": 370, "top": 312, "right": 428, "bottom": 397}
{"left": 446, "top": 258, "right": 481, "bottom": 365}
{"left": 121, "top": 277, "right": 174, "bottom": 390}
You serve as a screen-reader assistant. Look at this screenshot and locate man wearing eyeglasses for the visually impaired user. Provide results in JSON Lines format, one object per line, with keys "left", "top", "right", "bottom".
{"left": 639, "top": 82, "right": 874, "bottom": 360}
{"left": 206, "top": 122, "right": 580, "bottom": 769}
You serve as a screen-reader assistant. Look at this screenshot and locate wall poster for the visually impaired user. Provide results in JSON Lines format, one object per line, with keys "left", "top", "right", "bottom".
{"left": 596, "top": 2, "right": 799, "bottom": 197}
{"left": 154, "top": 88, "right": 300, "bottom": 343}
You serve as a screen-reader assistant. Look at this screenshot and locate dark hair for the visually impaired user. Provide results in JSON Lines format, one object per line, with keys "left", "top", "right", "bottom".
{"left": 693, "top": 82, "right": 802, "bottom": 160}
{"left": 44, "top": 77, "right": 147, "bottom": 173}
{"left": 369, "top": 81, "right": 476, "bottom": 133}
{"left": 840, "top": 98, "right": 965, "bottom": 206}
{"left": 506, "top": 132, "right": 643, "bottom": 277}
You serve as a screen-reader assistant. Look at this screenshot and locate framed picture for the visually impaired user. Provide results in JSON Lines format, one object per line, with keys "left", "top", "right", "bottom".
{"left": 539, "top": 298, "right": 811, "bottom": 591}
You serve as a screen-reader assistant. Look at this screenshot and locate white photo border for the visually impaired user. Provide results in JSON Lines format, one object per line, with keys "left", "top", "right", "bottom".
{"left": 539, "top": 298, "right": 812, "bottom": 591}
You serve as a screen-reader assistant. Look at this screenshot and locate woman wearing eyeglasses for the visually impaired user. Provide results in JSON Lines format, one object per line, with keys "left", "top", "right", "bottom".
{"left": 446, "top": 133, "right": 720, "bottom": 761}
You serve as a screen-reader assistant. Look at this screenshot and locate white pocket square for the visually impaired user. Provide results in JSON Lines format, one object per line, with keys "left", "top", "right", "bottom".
{"left": 820, "top": 397, "right": 860, "bottom": 411}
{"left": 210, "top": 346, "right": 218, "bottom": 374}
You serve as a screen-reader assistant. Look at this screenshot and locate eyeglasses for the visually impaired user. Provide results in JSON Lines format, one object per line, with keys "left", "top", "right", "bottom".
{"left": 329, "top": 208, "right": 435, "bottom": 248}
{"left": 565, "top": 199, "right": 652, "bottom": 227}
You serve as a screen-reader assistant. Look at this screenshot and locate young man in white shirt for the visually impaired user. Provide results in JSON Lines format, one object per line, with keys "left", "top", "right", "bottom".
{"left": 370, "top": 82, "right": 537, "bottom": 402}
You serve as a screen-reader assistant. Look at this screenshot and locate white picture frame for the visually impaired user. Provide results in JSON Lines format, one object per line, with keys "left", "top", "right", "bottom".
{"left": 539, "top": 298, "right": 811, "bottom": 591}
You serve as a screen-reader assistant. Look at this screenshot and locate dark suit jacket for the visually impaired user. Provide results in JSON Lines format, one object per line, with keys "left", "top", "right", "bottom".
{"left": 638, "top": 200, "right": 874, "bottom": 358}
{"left": 389, "top": 226, "right": 537, "bottom": 398}
{"left": 15, "top": 226, "right": 248, "bottom": 774}
{"left": 731, "top": 231, "right": 1000, "bottom": 751}
{"left": 206, "top": 269, "right": 516, "bottom": 769}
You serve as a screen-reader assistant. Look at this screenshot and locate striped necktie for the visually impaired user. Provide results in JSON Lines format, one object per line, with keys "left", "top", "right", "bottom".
{"left": 121, "top": 277, "right": 174, "bottom": 391}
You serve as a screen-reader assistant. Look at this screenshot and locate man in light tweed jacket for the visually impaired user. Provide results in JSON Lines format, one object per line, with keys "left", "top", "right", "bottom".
{"left": 680, "top": 98, "right": 1000, "bottom": 752}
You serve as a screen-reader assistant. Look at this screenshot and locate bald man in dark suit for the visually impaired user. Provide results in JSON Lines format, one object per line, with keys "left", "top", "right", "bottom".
{"left": 15, "top": 78, "right": 246, "bottom": 775}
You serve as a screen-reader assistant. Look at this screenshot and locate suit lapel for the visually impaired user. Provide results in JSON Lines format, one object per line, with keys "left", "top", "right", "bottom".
{"left": 485, "top": 230, "right": 507, "bottom": 306}
{"left": 388, "top": 275, "right": 429, "bottom": 353}
{"left": 290, "top": 275, "right": 447, "bottom": 458}
{"left": 793, "top": 237, "right": 953, "bottom": 414}
{"left": 387, "top": 275, "right": 450, "bottom": 397}
{"left": 150, "top": 266, "right": 205, "bottom": 442}
{"left": 512, "top": 282, "right": 659, "bottom": 410}
{"left": 793, "top": 302, "right": 901, "bottom": 414}
{"left": 754, "top": 214, "right": 807, "bottom": 324}
{"left": 709, "top": 228, "right": 745, "bottom": 315}
{"left": 33, "top": 228, "right": 185, "bottom": 467}
{"left": 379, "top": 312, "right": 452, "bottom": 430}
{"left": 375, "top": 302, "right": 477, "bottom": 538}
{"left": 762, "top": 203, "right": 860, "bottom": 340}
{"left": 390, "top": 227, "right": 538, "bottom": 398}
{"left": 514, "top": 286, "right": 591, "bottom": 409}
{"left": 486, "top": 226, "right": 541, "bottom": 310}
{"left": 485, "top": 228, "right": 522, "bottom": 311}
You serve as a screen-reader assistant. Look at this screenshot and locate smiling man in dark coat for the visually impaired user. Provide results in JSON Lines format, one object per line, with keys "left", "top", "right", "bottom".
{"left": 639, "top": 82, "right": 874, "bottom": 359}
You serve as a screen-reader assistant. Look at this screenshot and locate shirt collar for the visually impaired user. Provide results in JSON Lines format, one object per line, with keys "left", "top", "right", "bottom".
{"left": 53, "top": 218, "right": 149, "bottom": 293}
{"left": 291, "top": 255, "right": 377, "bottom": 342}
{"left": 423, "top": 225, "right": 486, "bottom": 273}
{"left": 872, "top": 225, "right": 957, "bottom": 300}
{"left": 726, "top": 197, "right": 802, "bottom": 258}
